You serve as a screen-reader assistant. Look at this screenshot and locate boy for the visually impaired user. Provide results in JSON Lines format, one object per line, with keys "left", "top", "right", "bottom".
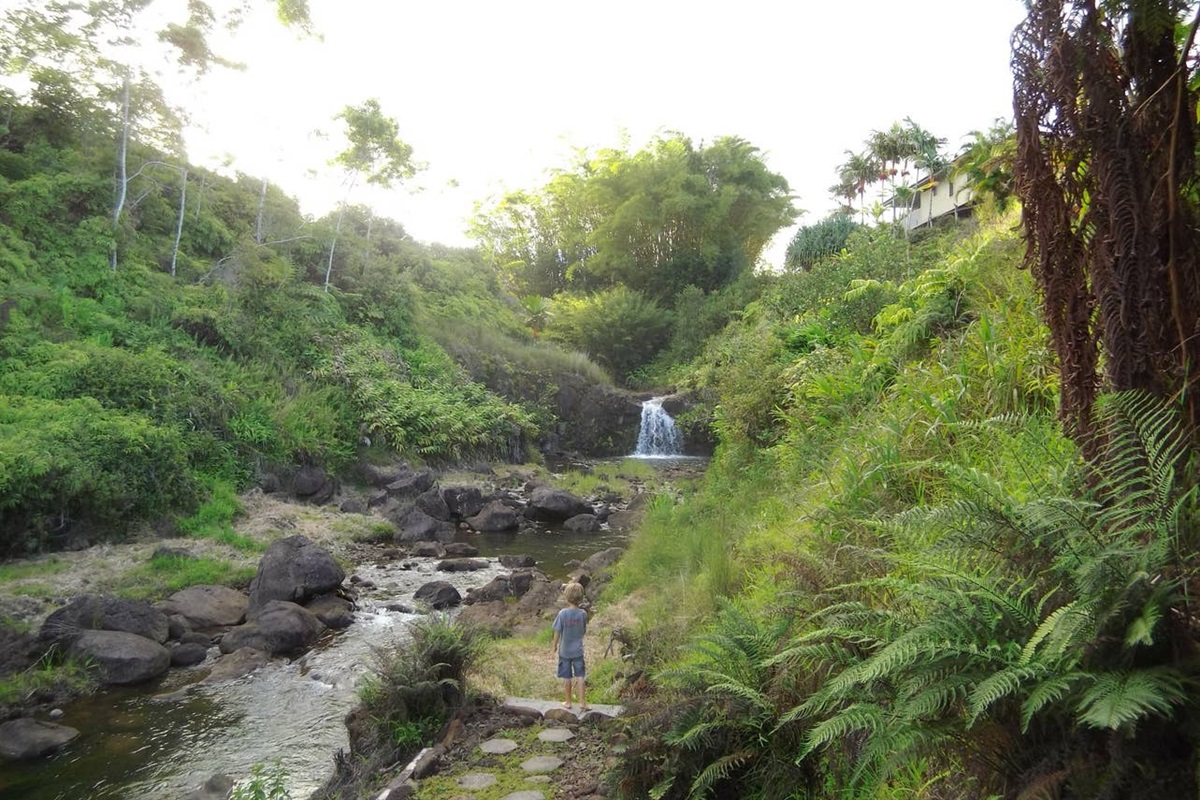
{"left": 551, "top": 581, "right": 588, "bottom": 711}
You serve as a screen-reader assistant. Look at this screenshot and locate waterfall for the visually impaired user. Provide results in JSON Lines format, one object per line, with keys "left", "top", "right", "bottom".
{"left": 634, "top": 397, "right": 683, "bottom": 457}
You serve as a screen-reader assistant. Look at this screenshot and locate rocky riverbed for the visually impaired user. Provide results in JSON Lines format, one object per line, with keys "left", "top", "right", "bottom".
{"left": 0, "top": 458, "right": 697, "bottom": 799}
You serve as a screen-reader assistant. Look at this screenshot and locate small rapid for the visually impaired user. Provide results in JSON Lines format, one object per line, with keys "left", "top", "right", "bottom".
{"left": 0, "top": 559, "right": 506, "bottom": 800}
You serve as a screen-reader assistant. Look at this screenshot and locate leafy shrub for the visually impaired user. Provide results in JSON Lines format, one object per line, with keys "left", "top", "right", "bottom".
{"left": 0, "top": 395, "right": 197, "bottom": 555}
{"left": 784, "top": 213, "right": 859, "bottom": 271}
{"left": 548, "top": 286, "right": 672, "bottom": 384}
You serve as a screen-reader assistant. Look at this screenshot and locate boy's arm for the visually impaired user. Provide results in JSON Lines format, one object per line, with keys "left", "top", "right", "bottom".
{"left": 550, "top": 630, "right": 560, "bottom": 654}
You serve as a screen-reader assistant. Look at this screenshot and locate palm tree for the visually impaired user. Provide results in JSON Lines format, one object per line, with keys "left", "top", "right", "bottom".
{"left": 837, "top": 150, "right": 880, "bottom": 224}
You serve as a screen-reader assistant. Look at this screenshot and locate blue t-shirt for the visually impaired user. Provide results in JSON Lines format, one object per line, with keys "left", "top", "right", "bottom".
{"left": 553, "top": 606, "right": 587, "bottom": 659}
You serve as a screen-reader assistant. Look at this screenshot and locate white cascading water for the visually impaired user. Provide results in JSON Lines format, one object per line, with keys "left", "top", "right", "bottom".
{"left": 634, "top": 397, "right": 683, "bottom": 457}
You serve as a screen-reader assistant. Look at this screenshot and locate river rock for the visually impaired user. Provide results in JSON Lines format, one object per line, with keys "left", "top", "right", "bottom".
{"left": 386, "top": 469, "right": 436, "bottom": 498}
{"left": 395, "top": 509, "right": 456, "bottom": 543}
{"left": 202, "top": 646, "right": 270, "bottom": 683}
{"left": 0, "top": 718, "right": 79, "bottom": 759}
{"left": 181, "top": 773, "right": 236, "bottom": 800}
{"left": 442, "top": 542, "right": 479, "bottom": 558}
{"left": 305, "top": 595, "right": 355, "bottom": 629}
{"left": 579, "top": 547, "right": 624, "bottom": 576}
{"left": 157, "top": 585, "right": 249, "bottom": 630}
{"left": 411, "top": 542, "right": 444, "bottom": 557}
{"left": 291, "top": 464, "right": 336, "bottom": 504}
{"left": 41, "top": 595, "right": 170, "bottom": 645}
{"left": 442, "top": 485, "right": 485, "bottom": 518}
{"left": 525, "top": 486, "right": 590, "bottom": 521}
{"left": 464, "top": 571, "right": 535, "bottom": 604}
{"left": 563, "top": 513, "right": 602, "bottom": 532}
{"left": 69, "top": 629, "right": 170, "bottom": 685}
{"left": 413, "top": 581, "right": 461, "bottom": 610}
{"left": 416, "top": 488, "right": 451, "bottom": 521}
{"left": 499, "top": 554, "right": 536, "bottom": 569}
{"left": 170, "top": 642, "right": 210, "bottom": 667}
{"left": 339, "top": 497, "right": 368, "bottom": 514}
{"left": 466, "top": 501, "right": 519, "bottom": 532}
{"left": 437, "top": 558, "right": 489, "bottom": 573}
{"left": 220, "top": 601, "right": 325, "bottom": 656}
{"left": 247, "top": 535, "right": 345, "bottom": 614}
{"left": 359, "top": 461, "right": 409, "bottom": 488}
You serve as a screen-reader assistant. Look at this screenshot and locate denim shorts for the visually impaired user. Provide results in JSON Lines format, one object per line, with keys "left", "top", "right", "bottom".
{"left": 557, "top": 656, "right": 586, "bottom": 679}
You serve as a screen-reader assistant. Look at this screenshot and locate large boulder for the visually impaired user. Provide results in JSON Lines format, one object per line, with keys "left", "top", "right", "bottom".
{"left": 40, "top": 595, "right": 169, "bottom": 645}
{"left": 579, "top": 547, "right": 625, "bottom": 576}
{"left": 526, "top": 486, "right": 590, "bottom": 522}
{"left": 219, "top": 601, "right": 325, "bottom": 656}
{"left": 358, "top": 461, "right": 410, "bottom": 488}
{"left": 170, "top": 642, "right": 210, "bottom": 667}
{"left": 441, "top": 485, "right": 485, "bottom": 519}
{"left": 464, "top": 571, "right": 536, "bottom": 604}
{"left": 247, "top": 535, "right": 345, "bottom": 614}
{"left": 291, "top": 464, "right": 336, "bottom": 504}
{"left": 466, "top": 501, "right": 519, "bottom": 532}
{"left": 415, "top": 488, "right": 452, "bottom": 521}
{"left": 436, "top": 558, "right": 489, "bottom": 573}
{"left": 69, "top": 630, "right": 170, "bottom": 685}
{"left": 563, "top": 513, "right": 602, "bottom": 533}
{"left": 386, "top": 469, "right": 436, "bottom": 498}
{"left": 442, "top": 542, "right": 479, "bottom": 558}
{"left": 156, "top": 585, "right": 248, "bottom": 630}
{"left": 202, "top": 647, "right": 270, "bottom": 684}
{"left": 305, "top": 595, "right": 355, "bottom": 629}
{"left": 0, "top": 718, "right": 79, "bottom": 759}
{"left": 413, "top": 581, "right": 461, "bottom": 610}
{"left": 394, "top": 509, "right": 455, "bottom": 543}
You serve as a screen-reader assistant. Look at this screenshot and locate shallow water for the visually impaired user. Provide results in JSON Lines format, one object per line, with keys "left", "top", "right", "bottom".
{"left": 0, "top": 457, "right": 705, "bottom": 798}
{"left": 0, "top": 559, "right": 505, "bottom": 800}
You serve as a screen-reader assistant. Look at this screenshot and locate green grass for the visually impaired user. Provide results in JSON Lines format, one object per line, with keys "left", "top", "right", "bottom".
{"left": 177, "top": 477, "right": 264, "bottom": 552}
{"left": 412, "top": 725, "right": 562, "bottom": 800}
{"left": 0, "top": 654, "right": 93, "bottom": 708}
{"left": 10, "top": 582, "right": 58, "bottom": 598}
{"left": 553, "top": 457, "right": 659, "bottom": 498}
{"left": 115, "top": 554, "right": 257, "bottom": 600}
{"left": 0, "top": 556, "right": 69, "bottom": 583}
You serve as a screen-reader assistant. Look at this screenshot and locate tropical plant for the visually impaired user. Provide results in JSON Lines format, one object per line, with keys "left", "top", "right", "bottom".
{"left": 780, "top": 391, "right": 1199, "bottom": 797}
{"left": 1012, "top": 0, "right": 1200, "bottom": 446}
{"left": 784, "top": 213, "right": 859, "bottom": 272}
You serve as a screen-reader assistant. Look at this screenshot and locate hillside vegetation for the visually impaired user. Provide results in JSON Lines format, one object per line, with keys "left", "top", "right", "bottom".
{"left": 604, "top": 209, "right": 1200, "bottom": 798}
{"left": 0, "top": 89, "right": 610, "bottom": 557}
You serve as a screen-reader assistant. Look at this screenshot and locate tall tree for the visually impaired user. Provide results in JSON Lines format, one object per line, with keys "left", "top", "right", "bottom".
{"left": 1013, "top": 0, "right": 1200, "bottom": 446}
{"left": 323, "top": 98, "right": 418, "bottom": 292}
{"left": 471, "top": 134, "right": 795, "bottom": 302}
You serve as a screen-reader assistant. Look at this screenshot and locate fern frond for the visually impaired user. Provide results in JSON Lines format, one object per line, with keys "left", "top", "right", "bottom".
{"left": 968, "top": 665, "right": 1042, "bottom": 726}
{"left": 1075, "top": 668, "right": 1187, "bottom": 730}
{"left": 687, "top": 750, "right": 755, "bottom": 799}
{"left": 1021, "top": 672, "right": 1089, "bottom": 732}
{"left": 800, "top": 703, "right": 885, "bottom": 758}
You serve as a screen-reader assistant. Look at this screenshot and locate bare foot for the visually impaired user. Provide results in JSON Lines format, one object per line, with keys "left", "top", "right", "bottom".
{"left": 561, "top": 701, "right": 572, "bottom": 709}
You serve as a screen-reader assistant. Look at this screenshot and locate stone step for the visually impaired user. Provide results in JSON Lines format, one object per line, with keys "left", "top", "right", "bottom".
{"left": 501, "top": 696, "right": 624, "bottom": 719}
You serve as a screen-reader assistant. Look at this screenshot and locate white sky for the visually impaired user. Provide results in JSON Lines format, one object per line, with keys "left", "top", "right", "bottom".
{"left": 178, "top": 0, "right": 1029, "bottom": 267}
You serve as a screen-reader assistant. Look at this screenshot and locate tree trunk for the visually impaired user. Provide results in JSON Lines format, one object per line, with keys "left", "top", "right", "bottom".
{"left": 111, "top": 73, "right": 131, "bottom": 271}
{"left": 170, "top": 167, "right": 187, "bottom": 277}
{"left": 323, "top": 172, "right": 358, "bottom": 292}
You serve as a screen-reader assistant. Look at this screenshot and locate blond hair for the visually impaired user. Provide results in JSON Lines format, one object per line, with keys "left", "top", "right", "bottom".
{"left": 563, "top": 582, "right": 585, "bottom": 604}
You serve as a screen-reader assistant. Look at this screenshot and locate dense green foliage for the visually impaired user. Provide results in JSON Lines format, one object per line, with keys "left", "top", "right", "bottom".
{"left": 472, "top": 134, "right": 796, "bottom": 383}
{"left": 606, "top": 208, "right": 1200, "bottom": 799}
{"left": 0, "top": 90, "right": 600, "bottom": 555}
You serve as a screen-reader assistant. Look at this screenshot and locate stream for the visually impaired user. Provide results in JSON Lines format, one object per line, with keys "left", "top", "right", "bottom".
{"left": 0, "top": 452, "right": 706, "bottom": 799}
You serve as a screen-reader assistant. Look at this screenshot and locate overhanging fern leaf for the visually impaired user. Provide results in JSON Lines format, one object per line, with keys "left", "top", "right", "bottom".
{"left": 1075, "top": 668, "right": 1187, "bottom": 730}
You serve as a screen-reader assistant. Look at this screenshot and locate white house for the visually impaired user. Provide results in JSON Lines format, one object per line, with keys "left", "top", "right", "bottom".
{"left": 890, "top": 170, "right": 975, "bottom": 231}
